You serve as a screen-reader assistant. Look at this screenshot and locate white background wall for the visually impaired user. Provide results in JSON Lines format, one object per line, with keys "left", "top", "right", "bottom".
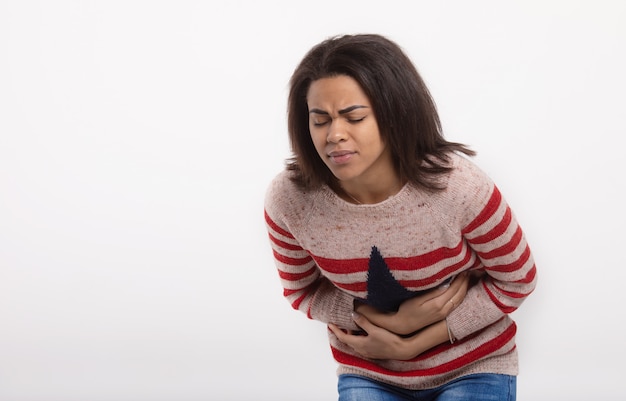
{"left": 1, "top": 1, "right": 625, "bottom": 400}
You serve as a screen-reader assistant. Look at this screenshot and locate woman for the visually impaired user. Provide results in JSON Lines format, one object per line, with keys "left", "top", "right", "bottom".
{"left": 264, "top": 34, "right": 536, "bottom": 400}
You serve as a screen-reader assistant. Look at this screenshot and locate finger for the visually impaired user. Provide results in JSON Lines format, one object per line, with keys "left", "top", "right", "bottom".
{"left": 328, "top": 324, "right": 349, "bottom": 341}
{"left": 446, "top": 273, "right": 470, "bottom": 297}
{"left": 435, "top": 275, "right": 460, "bottom": 310}
{"left": 351, "top": 312, "right": 378, "bottom": 334}
{"left": 446, "top": 275, "right": 472, "bottom": 309}
{"left": 328, "top": 324, "right": 368, "bottom": 353}
{"left": 450, "top": 271, "right": 469, "bottom": 288}
{"left": 451, "top": 273, "right": 471, "bottom": 297}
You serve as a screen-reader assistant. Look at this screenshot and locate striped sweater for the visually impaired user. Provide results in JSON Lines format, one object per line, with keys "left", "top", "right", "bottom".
{"left": 264, "top": 153, "right": 537, "bottom": 390}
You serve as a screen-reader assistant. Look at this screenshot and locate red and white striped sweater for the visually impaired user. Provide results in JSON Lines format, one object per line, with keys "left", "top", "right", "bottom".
{"left": 264, "top": 153, "right": 537, "bottom": 390}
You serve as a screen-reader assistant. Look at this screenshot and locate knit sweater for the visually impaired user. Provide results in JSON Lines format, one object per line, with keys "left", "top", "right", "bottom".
{"left": 264, "top": 153, "right": 537, "bottom": 390}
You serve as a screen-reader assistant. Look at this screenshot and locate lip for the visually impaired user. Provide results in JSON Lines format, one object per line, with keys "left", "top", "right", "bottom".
{"left": 328, "top": 150, "right": 356, "bottom": 165}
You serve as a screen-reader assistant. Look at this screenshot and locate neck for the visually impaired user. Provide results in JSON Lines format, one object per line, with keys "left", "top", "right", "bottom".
{"left": 339, "top": 178, "right": 404, "bottom": 205}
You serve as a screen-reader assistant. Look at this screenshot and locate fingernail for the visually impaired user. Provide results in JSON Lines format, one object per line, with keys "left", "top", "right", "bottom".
{"left": 351, "top": 312, "right": 361, "bottom": 320}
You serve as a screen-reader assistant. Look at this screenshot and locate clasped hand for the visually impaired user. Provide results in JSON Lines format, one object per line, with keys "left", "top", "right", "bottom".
{"left": 329, "top": 272, "right": 470, "bottom": 360}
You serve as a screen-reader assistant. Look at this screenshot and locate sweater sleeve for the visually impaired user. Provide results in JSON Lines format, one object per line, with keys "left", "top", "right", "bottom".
{"left": 264, "top": 174, "right": 360, "bottom": 331}
{"left": 444, "top": 160, "right": 537, "bottom": 340}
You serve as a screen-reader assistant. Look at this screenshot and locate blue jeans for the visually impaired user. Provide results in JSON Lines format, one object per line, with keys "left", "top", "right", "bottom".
{"left": 338, "top": 373, "right": 516, "bottom": 401}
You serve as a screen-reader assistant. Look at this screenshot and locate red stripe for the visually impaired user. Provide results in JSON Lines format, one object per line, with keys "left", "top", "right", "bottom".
{"left": 484, "top": 244, "right": 531, "bottom": 273}
{"left": 331, "top": 321, "right": 517, "bottom": 377}
{"left": 291, "top": 292, "right": 307, "bottom": 310}
{"left": 335, "top": 281, "right": 367, "bottom": 292}
{"left": 331, "top": 249, "right": 470, "bottom": 292}
{"left": 385, "top": 242, "right": 465, "bottom": 270}
{"left": 273, "top": 250, "right": 312, "bottom": 266}
{"left": 515, "top": 264, "right": 537, "bottom": 284}
{"left": 462, "top": 186, "right": 502, "bottom": 235}
{"left": 312, "top": 256, "right": 368, "bottom": 274}
{"left": 399, "top": 248, "right": 473, "bottom": 288}
{"left": 287, "top": 279, "right": 321, "bottom": 313}
{"left": 482, "top": 281, "right": 517, "bottom": 313}
{"left": 269, "top": 232, "right": 303, "bottom": 251}
{"left": 468, "top": 207, "right": 512, "bottom": 245}
{"left": 476, "top": 226, "right": 523, "bottom": 261}
{"left": 312, "top": 240, "right": 466, "bottom": 275}
{"left": 264, "top": 210, "right": 295, "bottom": 239}
{"left": 491, "top": 281, "right": 532, "bottom": 299}
{"left": 488, "top": 272, "right": 535, "bottom": 300}
{"left": 277, "top": 265, "right": 317, "bottom": 281}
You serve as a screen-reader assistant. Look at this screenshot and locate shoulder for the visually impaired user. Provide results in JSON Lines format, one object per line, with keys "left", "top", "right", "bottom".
{"left": 446, "top": 152, "right": 494, "bottom": 192}
{"left": 265, "top": 169, "right": 295, "bottom": 199}
{"left": 430, "top": 153, "right": 497, "bottom": 227}
{"left": 265, "top": 169, "right": 313, "bottom": 203}
{"left": 264, "top": 169, "right": 321, "bottom": 225}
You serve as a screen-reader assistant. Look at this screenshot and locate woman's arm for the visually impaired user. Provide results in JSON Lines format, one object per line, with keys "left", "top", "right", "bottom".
{"left": 265, "top": 209, "right": 361, "bottom": 331}
{"left": 353, "top": 272, "right": 471, "bottom": 336}
{"left": 329, "top": 275, "right": 471, "bottom": 361}
{"left": 329, "top": 314, "right": 451, "bottom": 361}
{"left": 445, "top": 185, "right": 537, "bottom": 341}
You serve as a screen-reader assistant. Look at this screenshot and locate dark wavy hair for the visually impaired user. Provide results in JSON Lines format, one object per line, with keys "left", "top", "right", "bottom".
{"left": 286, "top": 33, "right": 475, "bottom": 191}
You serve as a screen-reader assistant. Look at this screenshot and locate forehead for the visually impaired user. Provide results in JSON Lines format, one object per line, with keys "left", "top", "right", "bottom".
{"left": 306, "top": 75, "right": 370, "bottom": 107}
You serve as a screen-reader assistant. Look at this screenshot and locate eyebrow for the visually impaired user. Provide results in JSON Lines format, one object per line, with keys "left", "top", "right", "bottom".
{"left": 308, "top": 105, "right": 369, "bottom": 115}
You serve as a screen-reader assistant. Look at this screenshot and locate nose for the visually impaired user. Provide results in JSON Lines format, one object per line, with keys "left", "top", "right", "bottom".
{"left": 326, "top": 120, "right": 347, "bottom": 143}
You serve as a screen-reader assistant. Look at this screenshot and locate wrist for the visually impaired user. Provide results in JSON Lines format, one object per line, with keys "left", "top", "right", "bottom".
{"left": 404, "top": 320, "right": 451, "bottom": 359}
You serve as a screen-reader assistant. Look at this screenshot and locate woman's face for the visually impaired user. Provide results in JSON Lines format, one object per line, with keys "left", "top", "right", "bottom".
{"left": 306, "top": 75, "right": 395, "bottom": 187}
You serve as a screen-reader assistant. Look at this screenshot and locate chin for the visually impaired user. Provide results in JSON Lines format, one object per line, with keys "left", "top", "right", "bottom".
{"left": 326, "top": 165, "right": 360, "bottom": 183}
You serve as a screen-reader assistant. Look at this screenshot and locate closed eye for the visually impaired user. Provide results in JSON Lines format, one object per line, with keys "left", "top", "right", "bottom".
{"left": 347, "top": 116, "right": 366, "bottom": 124}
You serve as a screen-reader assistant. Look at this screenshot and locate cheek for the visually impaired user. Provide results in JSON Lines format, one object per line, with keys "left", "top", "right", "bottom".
{"left": 364, "top": 124, "right": 385, "bottom": 149}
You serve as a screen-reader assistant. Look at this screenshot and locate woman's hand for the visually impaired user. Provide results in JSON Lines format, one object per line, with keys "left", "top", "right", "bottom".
{"left": 328, "top": 313, "right": 450, "bottom": 361}
{"left": 355, "top": 272, "right": 470, "bottom": 336}
{"left": 329, "top": 314, "right": 415, "bottom": 360}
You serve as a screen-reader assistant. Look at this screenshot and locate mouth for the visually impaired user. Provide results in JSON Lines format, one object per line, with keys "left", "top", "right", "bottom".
{"left": 328, "top": 150, "right": 356, "bottom": 165}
